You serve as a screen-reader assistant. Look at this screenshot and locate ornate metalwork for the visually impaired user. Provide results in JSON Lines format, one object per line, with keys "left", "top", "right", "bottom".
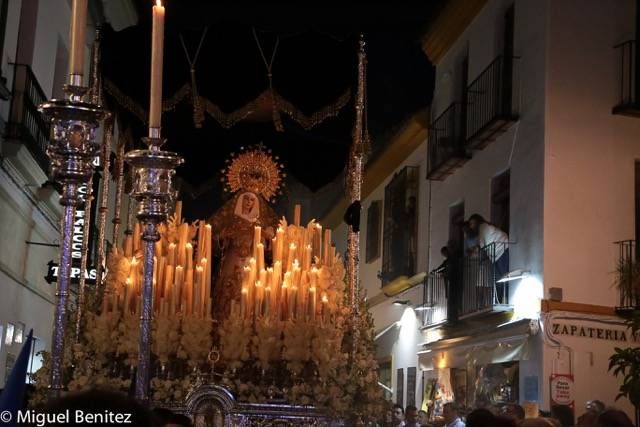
{"left": 39, "top": 83, "right": 110, "bottom": 396}
{"left": 346, "top": 36, "right": 367, "bottom": 364}
{"left": 179, "top": 384, "right": 341, "bottom": 427}
{"left": 95, "top": 118, "right": 113, "bottom": 286}
{"left": 75, "top": 175, "right": 93, "bottom": 342}
{"left": 111, "top": 131, "right": 126, "bottom": 244}
{"left": 126, "top": 127, "right": 183, "bottom": 402}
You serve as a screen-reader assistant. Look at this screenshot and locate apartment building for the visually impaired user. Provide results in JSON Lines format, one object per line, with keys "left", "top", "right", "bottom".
{"left": 327, "top": 0, "right": 639, "bottom": 420}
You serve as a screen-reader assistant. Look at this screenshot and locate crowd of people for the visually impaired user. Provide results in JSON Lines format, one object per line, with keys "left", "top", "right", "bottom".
{"left": 365, "top": 400, "right": 636, "bottom": 427}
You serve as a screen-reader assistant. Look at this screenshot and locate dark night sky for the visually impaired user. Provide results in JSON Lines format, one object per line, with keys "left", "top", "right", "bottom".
{"left": 102, "top": 1, "right": 439, "bottom": 219}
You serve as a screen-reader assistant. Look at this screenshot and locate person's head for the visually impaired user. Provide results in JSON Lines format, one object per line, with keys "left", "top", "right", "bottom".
{"left": 520, "top": 419, "right": 557, "bottom": 427}
{"left": 441, "top": 246, "right": 449, "bottom": 258}
{"left": 500, "top": 404, "right": 525, "bottom": 422}
{"left": 442, "top": 403, "right": 459, "bottom": 424}
{"left": 466, "top": 408, "right": 495, "bottom": 427}
{"left": 392, "top": 404, "right": 404, "bottom": 423}
{"left": 40, "top": 389, "right": 159, "bottom": 426}
{"left": 405, "top": 405, "right": 418, "bottom": 424}
{"left": 417, "top": 410, "right": 428, "bottom": 425}
{"left": 584, "top": 400, "right": 605, "bottom": 415}
{"left": 551, "top": 404, "right": 575, "bottom": 427}
{"left": 467, "top": 214, "right": 487, "bottom": 232}
{"left": 152, "top": 408, "right": 192, "bottom": 427}
{"left": 596, "top": 409, "right": 634, "bottom": 427}
{"left": 576, "top": 411, "right": 598, "bottom": 427}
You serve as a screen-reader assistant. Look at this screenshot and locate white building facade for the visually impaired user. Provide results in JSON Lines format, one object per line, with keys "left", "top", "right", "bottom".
{"left": 0, "top": 0, "right": 135, "bottom": 384}
{"left": 327, "top": 0, "right": 640, "bottom": 420}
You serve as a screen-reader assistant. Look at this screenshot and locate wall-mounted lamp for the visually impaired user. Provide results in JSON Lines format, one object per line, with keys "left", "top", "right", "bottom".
{"left": 497, "top": 269, "right": 530, "bottom": 283}
{"left": 393, "top": 299, "right": 410, "bottom": 306}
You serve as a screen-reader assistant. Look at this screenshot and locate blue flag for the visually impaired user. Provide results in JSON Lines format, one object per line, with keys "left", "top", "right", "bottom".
{"left": 0, "top": 329, "right": 34, "bottom": 426}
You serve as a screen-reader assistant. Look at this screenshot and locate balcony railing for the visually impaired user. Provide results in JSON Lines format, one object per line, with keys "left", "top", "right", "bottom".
{"left": 427, "top": 102, "right": 469, "bottom": 180}
{"left": 612, "top": 40, "right": 640, "bottom": 116}
{"left": 6, "top": 64, "right": 50, "bottom": 173}
{"left": 466, "top": 55, "right": 519, "bottom": 149}
{"left": 422, "top": 242, "right": 511, "bottom": 327}
{"left": 614, "top": 240, "right": 640, "bottom": 314}
{"left": 421, "top": 271, "right": 448, "bottom": 326}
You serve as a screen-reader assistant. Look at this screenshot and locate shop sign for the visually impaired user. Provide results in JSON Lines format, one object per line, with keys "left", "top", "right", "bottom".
{"left": 43, "top": 178, "right": 100, "bottom": 285}
{"left": 44, "top": 260, "right": 98, "bottom": 285}
{"left": 551, "top": 322, "right": 639, "bottom": 343}
{"left": 550, "top": 374, "right": 574, "bottom": 408}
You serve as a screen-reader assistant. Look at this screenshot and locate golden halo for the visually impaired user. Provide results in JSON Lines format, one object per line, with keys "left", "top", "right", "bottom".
{"left": 222, "top": 145, "right": 285, "bottom": 201}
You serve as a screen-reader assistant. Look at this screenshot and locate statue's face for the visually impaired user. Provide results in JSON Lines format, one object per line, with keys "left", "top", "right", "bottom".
{"left": 241, "top": 193, "right": 257, "bottom": 214}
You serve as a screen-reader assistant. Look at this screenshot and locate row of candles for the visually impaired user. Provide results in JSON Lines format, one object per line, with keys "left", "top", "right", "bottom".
{"left": 237, "top": 206, "right": 337, "bottom": 322}
{"left": 105, "top": 203, "right": 213, "bottom": 318}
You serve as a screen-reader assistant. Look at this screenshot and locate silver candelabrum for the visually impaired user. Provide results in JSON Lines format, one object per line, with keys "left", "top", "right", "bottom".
{"left": 38, "top": 78, "right": 110, "bottom": 397}
{"left": 125, "top": 127, "right": 183, "bottom": 403}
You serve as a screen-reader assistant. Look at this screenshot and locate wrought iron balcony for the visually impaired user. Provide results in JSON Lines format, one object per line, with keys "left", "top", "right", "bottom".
{"left": 6, "top": 64, "right": 50, "bottom": 173}
{"left": 614, "top": 240, "right": 640, "bottom": 315}
{"left": 466, "top": 55, "right": 519, "bottom": 149}
{"left": 459, "top": 242, "right": 511, "bottom": 317}
{"left": 422, "top": 242, "right": 512, "bottom": 327}
{"left": 612, "top": 40, "right": 640, "bottom": 116}
{"left": 426, "top": 102, "right": 469, "bottom": 180}
{"left": 421, "top": 271, "right": 448, "bottom": 327}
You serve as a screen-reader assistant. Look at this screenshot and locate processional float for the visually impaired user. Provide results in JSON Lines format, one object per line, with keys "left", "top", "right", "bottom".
{"left": 36, "top": 0, "right": 381, "bottom": 425}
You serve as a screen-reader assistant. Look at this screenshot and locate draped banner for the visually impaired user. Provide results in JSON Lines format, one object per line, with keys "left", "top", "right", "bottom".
{"left": 104, "top": 79, "right": 351, "bottom": 131}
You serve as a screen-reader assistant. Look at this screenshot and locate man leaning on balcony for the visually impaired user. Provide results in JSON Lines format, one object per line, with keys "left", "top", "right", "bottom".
{"left": 467, "top": 214, "right": 509, "bottom": 304}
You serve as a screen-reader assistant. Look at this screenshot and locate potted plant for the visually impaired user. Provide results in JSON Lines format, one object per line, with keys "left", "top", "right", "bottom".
{"left": 609, "top": 311, "right": 640, "bottom": 426}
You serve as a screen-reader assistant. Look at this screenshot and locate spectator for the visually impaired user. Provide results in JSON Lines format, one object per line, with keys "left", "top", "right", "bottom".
{"left": 442, "top": 403, "right": 465, "bottom": 427}
{"left": 551, "top": 404, "right": 575, "bottom": 427}
{"left": 392, "top": 404, "right": 405, "bottom": 427}
{"left": 405, "top": 405, "right": 420, "bottom": 427}
{"left": 467, "top": 214, "right": 509, "bottom": 303}
{"left": 584, "top": 401, "right": 606, "bottom": 415}
{"left": 152, "top": 408, "right": 192, "bottom": 427}
{"left": 596, "top": 409, "right": 634, "bottom": 427}
{"left": 500, "top": 404, "right": 525, "bottom": 423}
{"left": 465, "top": 408, "right": 494, "bottom": 427}
{"left": 418, "top": 410, "right": 429, "bottom": 426}
{"left": 576, "top": 411, "right": 598, "bottom": 427}
{"left": 520, "top": 419, "right": 557, "bottom": 427}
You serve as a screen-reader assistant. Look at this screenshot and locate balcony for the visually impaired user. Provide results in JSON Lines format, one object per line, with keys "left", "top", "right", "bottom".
{"left": 421, "top": 242, "right": 512, "bottom": 327}
{"left": 466, "top": 56, "right": 519, "bottom": 149}
{"left": 420, "top": 271, "right": 448, "bottom": 327}
{"left": 426, "top": 102, "right": 470, "bottom": 180}
{"left": 6, "top": 64, "right": 50, "bottom": 173}
{"left": 612, "top": 40, "right": 640, "bottom": 117}
{"left": 614, "top": 240, "right": 640, "bottom": 316}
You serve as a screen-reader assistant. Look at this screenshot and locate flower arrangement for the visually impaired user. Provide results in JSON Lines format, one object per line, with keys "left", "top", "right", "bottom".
{"left": 32, "top": 207, "right": 383, "bottom": 419}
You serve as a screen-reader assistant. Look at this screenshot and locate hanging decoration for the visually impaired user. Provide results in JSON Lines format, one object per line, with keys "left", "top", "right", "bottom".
{"left": 103, "top": 79, "right": 351, "bottom": 131}
{"left": 179, "top": 28, "right": 208, "bottom": 128}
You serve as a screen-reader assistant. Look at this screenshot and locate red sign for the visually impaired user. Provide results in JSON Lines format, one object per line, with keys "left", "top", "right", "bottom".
{"left": 550, "top": 374, "right": 574, "bottom": 408}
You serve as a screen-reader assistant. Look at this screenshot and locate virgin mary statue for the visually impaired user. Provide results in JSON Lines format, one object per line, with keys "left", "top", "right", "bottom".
{"left": 208, "top": 147, "right": 283, "bottom": 320}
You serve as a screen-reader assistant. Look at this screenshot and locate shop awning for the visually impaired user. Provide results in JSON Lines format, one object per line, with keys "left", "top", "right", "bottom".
{"left": 418, "top": 318, "right": 537, "bottom": 370}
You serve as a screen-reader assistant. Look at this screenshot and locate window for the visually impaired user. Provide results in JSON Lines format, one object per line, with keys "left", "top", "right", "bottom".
{"left": 491, "top": 169, "right": 510, "bottom": 233}
{"left": 5, "top": 323, "right": 14, "bottom": 345}
{"left": 378, "top": 358, "right": 392, "bottom": 401}
{"left": 449, "top": 201, "right": 465, "bottom": 254}
{"left": 366, "top": 200, "right": 382, "bottom": 263}
{"left": 381, "top": 167, "right": 419, "bottom": 285}
{"left": 13, "top": 322, "right": 25, "bottom": 344}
